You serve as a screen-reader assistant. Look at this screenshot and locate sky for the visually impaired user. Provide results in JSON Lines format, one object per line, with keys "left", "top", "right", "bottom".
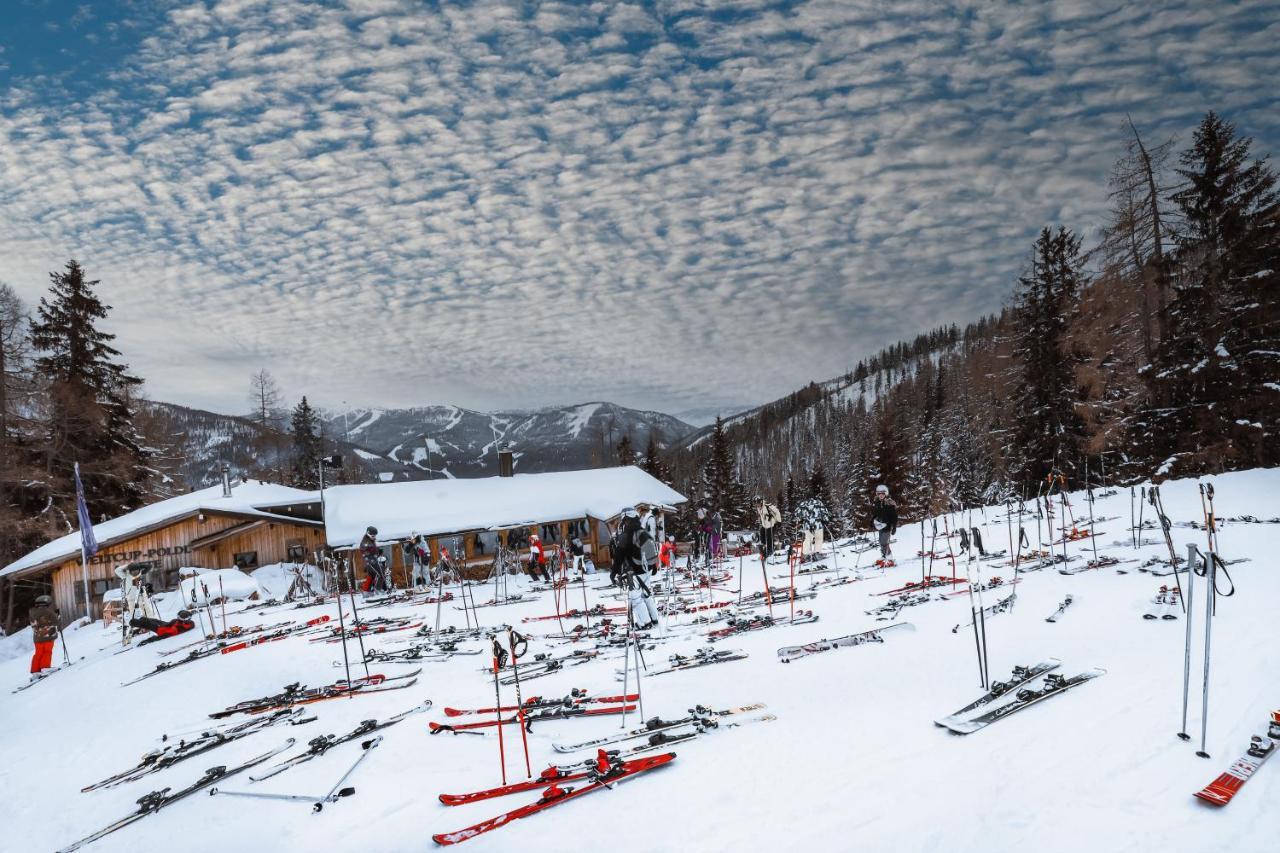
{"left": 1, "top": 0, "right": 1277, "bottom": 422}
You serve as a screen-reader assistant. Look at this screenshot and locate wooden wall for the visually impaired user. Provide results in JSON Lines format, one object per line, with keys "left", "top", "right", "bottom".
{"left": 47, "top": 513, "right": 323, "bottom": 622}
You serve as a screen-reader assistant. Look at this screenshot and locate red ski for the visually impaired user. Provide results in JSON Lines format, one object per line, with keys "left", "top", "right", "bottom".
{"left": 443, "top": 693, "right": 638, "bottom": 718}
{"left": 221, "top": 615, "right": 331, "bottom": 654}
{"left": 521, "top": 606, "right": 625, "bottom": 623}
{"left": 874, "top": 576, "right": 955, "bottom": 596}
{"left": 1194, "top": 712, "right": 1280, "bottom": 806}
{"left": 431, "top": 704, "right": 636, "bottom": 732}
{"left": 433, "top": 753, "right": 676, "bottom": 845}
{"left": 439, "top": 751, "right": 613, "bottom": 805}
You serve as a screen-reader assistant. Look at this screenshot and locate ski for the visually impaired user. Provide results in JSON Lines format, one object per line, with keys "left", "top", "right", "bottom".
{"left": 82, "top": 708, "right": 315, "bottom": 791}
{"left": 1045, "top": 595, "right": 1074, "bottom": 623}
{"left": 777, "top": 622, "right": 915, "bottom": 662}
{"left": 609, "top": 712, "right": 776, "bottom": 757}
{"left": 121, "top": 644, "right": 228, "bottom": 686}
{"left": 706, "top": 611, "right": 817, "bottom": 640}
{"left": 57, "top": 739, "right": 295, "bottom": 852}
{"left": 933, "top": 659, "right": 1061, "bottom": 726}
{"left": 209, "top": 670, "right": 420, "bottom": 718}
{"left": 939, "top": 669, "right": 1106, "bottom": 734}
{"left": 443, "top": 690, "right": 639, "bottom": 718}
{"left": 614, "top": 649, "right": 747, "bottom": 679}
{"left": 13, "top": 663, "right": 76, "bottom": 693}
{"left": 950, "top": 593, "right": 1017, "bottom": 633}
{"left": 550, "top": 704, "right": 766, "bottom": 753}
{"left": 874, "top": 576, "right": 957, "bottom": 596}
{"left": 1193, "top": 712, "right": 1280, "bottom": 806}
{"left": 1142, "top": 586, "right": 1180, "bottom": 620}
{"left": 430, "top": 703, "right": 636, "bottom": 733}
{"left": 249, "top": 700, "right": 432, "bottom": 781}
{"left": 432, "top": 752, "right": 676, "bottom": 846}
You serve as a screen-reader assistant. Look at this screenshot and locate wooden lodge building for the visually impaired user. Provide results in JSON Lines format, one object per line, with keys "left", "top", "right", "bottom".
{"left": 0, "top": 463, "right": 685, "bottom": 627}
{"left": 323, "top": 464, "right": 687, "bottom": 583}
{"left": 0, "top": 479, "right": 323, "bottom": 626}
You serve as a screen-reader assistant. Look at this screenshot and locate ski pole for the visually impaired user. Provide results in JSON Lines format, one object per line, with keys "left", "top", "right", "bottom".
{"left": 1151, "top": 487, "right": 1185, "bottom": 612}
{"left": 332, "top": 556, "right": 353, "bottom": 687}
{"left": 1086, "top": 487, "right": 1099, "bottom": 566}
{"left": 1130, "top": 486, "right": 1137, "bottom": 549}
{"left": 507, "top": 629, "right": 532, "bottom": 779}
{"left": 490, "top": 636, "right": 508, "bottom": 784}
{"left": 1177, "top": 544, "right": 1198, "bottom": 742}
{"left": 1197, "top": 537, "right": 1215, "bottom": 759}
{"left": 218, "top": 575, "right": 228, "bottom": 635}
{"left": 620, "top": 578, "right": 633, "bottom": 730}
{"left": 344, "top": 559, "right": 371, "bottom": 678}
{"left": 789, "top": 544, "right": 795, "bottom": 623}
{"left": 58, "top": 624, "right": 72, "bottom": 666}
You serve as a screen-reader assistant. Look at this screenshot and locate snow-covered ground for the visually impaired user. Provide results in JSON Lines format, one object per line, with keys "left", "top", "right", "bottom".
{"left": 2, "top": 469, "right": 1277, "bottom": 853}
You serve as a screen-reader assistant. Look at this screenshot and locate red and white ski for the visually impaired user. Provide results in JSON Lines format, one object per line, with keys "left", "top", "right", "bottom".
{"left": 430, "top": 703, "right": 636, "bottom": 732}
{"left": 442, "top": 692, "right": 639, "bottom": 717}
{"left": 432, "top": 753, "right": 676, "bottom": 845}
{"left": 1193, "top": 711, "right": 1280, "bottom": 806}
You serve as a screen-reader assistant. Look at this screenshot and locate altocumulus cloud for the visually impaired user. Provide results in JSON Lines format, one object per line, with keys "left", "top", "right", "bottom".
{"left": 0, "top": 0, "right": 1277, "bottom": 415}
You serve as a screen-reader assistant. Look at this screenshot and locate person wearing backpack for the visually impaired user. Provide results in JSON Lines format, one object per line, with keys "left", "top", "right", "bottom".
{"left": 610, "top": 509, "right": 660, "bottom": 629}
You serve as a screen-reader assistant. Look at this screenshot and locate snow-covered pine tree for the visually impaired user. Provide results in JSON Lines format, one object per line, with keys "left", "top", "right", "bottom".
{"left": 806, "top": 463, "right": 839, "bottom": 536}
{"left": 1011, "top": 227, "right": 1087, "bottom": 486}
{"left": 616, "top": 433, "right": 636, "bottom": 466}
{"left": 29, "top": 260, "right": 150, "bottom": 520}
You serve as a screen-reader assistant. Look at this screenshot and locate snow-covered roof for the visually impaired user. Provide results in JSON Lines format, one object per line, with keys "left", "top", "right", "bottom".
{"left": 1, "top": 482, "right": 321, "bottom": 579}
{"left": 322, "top": 466, "right": 686, "bottom": 548}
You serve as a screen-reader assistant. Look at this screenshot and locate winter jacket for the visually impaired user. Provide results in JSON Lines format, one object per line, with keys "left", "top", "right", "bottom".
{"left": 640, "top": 512, "right": 657, "bottom": 541}
{"left": 758, "top": 502, "right": 782, "bottom": 530}
{"left": 30, "top": 604, "right": 58, "bottom": 644}
{"left": 872, "top": 498, "right": 899, "bottom": 534}
{"left": 710, "top": 511, "right": 723, "bottom": 537}
{"left": 610, "top": 518, "right": 656, "bottom": 581}
{"left": 529, "top": 540, "right": 546, "bottom": 566}
{"left": 569, "top": 537, "right": 586, "bottom": 557}
{"left": 659, "top": 541, "right": 675, "bottom": 568}
{"left": 360, "top": 533, "right": 380, "bottom": 566}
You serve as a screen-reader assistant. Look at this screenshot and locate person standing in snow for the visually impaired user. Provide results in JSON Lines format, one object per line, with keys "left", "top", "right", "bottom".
{"left": 872, "top": 485, "right": 899, "bottom": 563}
{"left": 610, "top": 509, "right": 660, "bottom": 629}
{"left": 659, "top": 535, "right": 676, "bottom": 569}
{"left": 693, "top": 506, "right": 709, "bottom": 564}
{"left": 28, "top": 595, "right": 59, "bottom": 680}
{"left": 569, "top": 534, "right": 593, "bottom": 576}
{"left": 638, "top": 504, "right": 657, "bottom": 542}
{"left": 757, "top": 497, "right": 782, "bottom": 558}
{"left": 708, "top": 509, "right": 724, "bottom": 566}
{"left": 527, "top": 534, "right": 550, "bottom": 582}
{"left": 360, "top": 526, "right": 388, "bottom": 592}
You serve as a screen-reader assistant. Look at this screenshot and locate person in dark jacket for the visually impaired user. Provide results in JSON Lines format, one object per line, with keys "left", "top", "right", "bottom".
{"left": 610, "top": 509, "right": 659, "bottom": 629}
{"left": 872, "top": 484, "right": 899, "bottom": 562}
{"left": 130, "top": 610, "right": 197, "bottom": 645}
{"left": 28, "top": 595, "right": 59, "bottom": 678}
{"left": 360, "top": 526, "right": 389, "bottom": 592}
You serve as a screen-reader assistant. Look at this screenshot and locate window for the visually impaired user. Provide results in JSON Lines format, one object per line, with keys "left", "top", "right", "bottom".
{"left": 233, "top": 551, "right": 259, "bottom": 569}
{"left": 286, "top": 542, "right": 306, "bottom": 562}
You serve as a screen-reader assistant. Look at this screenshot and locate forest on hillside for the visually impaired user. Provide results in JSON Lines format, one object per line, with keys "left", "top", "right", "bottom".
{"left": 666, "top": 112, "right": 1279, "bottom": 537}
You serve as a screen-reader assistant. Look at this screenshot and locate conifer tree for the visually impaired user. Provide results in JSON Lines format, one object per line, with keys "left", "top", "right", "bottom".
{"left": 290, "top": 396, "right": 321, "bottom": 488}
{"left": 29, "top": 260, "right": 149, "bottom": 518}
{"left": 1140, "top": 112, "right": 1280, "bottom": 470}
{"left": 616, "top": 433, "right": 636, "bottom": 466}
{"left": 1011, "top": 227, "right": 1087, "bottom": 486}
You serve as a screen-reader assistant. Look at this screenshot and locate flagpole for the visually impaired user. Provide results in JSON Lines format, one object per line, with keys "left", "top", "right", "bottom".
{"left": 76, "top": 463, "right": 92, "bottom": 624}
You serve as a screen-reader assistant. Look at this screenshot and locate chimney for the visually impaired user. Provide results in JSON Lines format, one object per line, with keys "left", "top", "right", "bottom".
{"left": 498, "top": 447, "right": 514, "bottom": 478}
{"left": 221, "top": 463, "right": 232, "bottom": 498}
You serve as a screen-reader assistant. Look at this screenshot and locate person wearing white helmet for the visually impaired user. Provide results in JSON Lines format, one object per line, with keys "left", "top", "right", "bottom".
{"left": 872, "top": 485, "right": 899, "bottom": 564}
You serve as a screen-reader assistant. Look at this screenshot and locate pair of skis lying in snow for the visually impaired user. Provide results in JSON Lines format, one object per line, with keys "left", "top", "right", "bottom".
{"left": 933, "top": 659, "right": 1106, "bottom": 734}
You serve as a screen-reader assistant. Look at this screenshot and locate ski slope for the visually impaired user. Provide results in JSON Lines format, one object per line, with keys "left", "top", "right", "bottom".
{"left": 1, "top": 469, "right": 1276, "bottom": 853}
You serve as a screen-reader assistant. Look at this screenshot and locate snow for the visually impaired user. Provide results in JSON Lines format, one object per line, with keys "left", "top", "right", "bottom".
{"left": 322, "top": 466, "right": 687, "bottom": 547}
{"left": 353, "top": 448, "right": 383, "bottom": 461}
{"left": 249, "top": 562, "right": 325, "bottom": 600}
{"left": 178, "top": 568, "right": 259, "bottom": 604}
{"left": 565, "top": 403, "right": 603, "bottom": 438}
{"left": 0, "top": 482, "right": 319, "bottom": 579}
{"left": 1, "top": 469, "right": 1278, "bottom": 853}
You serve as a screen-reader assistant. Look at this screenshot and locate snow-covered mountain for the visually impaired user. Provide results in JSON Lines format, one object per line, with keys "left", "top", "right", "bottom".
{"left": 321, "top": 402, "right": 695, "bottom": 478}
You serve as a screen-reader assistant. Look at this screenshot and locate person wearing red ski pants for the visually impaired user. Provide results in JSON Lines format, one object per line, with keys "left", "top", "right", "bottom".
{"left": 30, "top": 641, "right": 54, "bottom": 673}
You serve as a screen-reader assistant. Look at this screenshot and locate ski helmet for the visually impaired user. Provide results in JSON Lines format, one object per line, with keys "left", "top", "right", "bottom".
{"left": 530, "top": 534, "right": 539, "bottom": 542}
{"left": 618, "top": 507, "right": 639, "bottom": 520}
{"left": 366, "top": 526, "right": 378, "bottom": 536}
{"left": 177, "top": 609, "right": 193, "bottom": 619}
{"left": 35, "top": 594, "right": 52, "bottom": 606}
{"left": 875, "top": 484, "right": 889, "bottom": 496}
